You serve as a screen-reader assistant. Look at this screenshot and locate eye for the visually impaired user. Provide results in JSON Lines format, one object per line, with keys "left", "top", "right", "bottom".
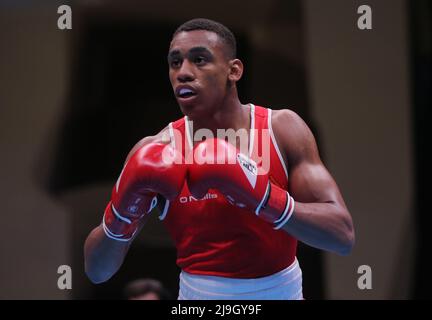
{"left": 170, "top": 59, "right": 182, "bottom": 68}
{"left": 194, "top": 56, "right": 206, "bottom": 65}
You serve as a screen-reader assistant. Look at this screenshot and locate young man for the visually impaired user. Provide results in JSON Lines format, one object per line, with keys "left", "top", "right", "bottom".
{"left": 84, "top": 18, "right": 355, "bottom": 300}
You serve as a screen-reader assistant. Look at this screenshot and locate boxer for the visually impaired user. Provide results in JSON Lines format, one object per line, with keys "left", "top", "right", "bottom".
{"left": 84, "top": 18, "right": 355, "bottom": 300}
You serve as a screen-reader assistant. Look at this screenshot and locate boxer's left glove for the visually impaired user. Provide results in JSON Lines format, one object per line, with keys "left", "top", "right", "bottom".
{"left": 103, "top": 143, "right": 186, "bottom": 241}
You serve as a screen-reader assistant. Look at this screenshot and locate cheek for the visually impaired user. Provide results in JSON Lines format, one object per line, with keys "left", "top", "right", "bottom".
{"left": 168, "top": 70, "right": 175, "bottom": 84}
{"left": 205, "top": 72, "right": 227, "bottom": 92}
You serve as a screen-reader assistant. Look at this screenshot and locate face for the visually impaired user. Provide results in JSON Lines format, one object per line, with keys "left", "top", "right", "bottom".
{"left": 168, "top": 30, "right": 239, "bottom": 118}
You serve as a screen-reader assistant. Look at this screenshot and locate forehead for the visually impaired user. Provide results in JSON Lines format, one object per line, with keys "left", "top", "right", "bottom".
{"left": 170, "top": 30, "right": 223, "bottom": 53}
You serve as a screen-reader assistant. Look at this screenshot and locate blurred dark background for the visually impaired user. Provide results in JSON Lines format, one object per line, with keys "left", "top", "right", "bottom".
{"left": 0, "top": 0, "right": 430, "bottom": 299}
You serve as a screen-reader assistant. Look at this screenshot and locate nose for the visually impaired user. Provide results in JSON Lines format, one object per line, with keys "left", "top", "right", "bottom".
{"left": 177, "top": 60, "right": 195, "bottom": 83}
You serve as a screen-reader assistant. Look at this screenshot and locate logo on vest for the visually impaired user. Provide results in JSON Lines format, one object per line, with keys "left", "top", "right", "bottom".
{"left": 179, "top": 192, "right": 218, "bottom": 204}
{"left": 237, "top": 153, "right": 257, "bottom": 189}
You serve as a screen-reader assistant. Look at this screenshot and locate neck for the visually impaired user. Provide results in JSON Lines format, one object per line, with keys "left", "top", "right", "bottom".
{"left": 187, "top": 92, "right": 249, "bottom": 135}
{"left": 186, "top": 101, "right": 250, "bottom": 150}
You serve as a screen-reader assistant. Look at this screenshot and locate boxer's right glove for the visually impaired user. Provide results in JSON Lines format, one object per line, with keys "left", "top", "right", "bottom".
{"left": 103, "top": 143, "right": 186, "bottom": 241}
{"left": 188, "top": 138, "right": 295, "bottom": 230}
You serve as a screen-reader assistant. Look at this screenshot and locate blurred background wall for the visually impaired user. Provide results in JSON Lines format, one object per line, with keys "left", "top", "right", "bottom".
{"left": 304, "top": 0, "right": 414, "bottom": 299}
{"left": 0, "top": 4, "right": 70, "bottom": 299}
{"left": 0, "top": 0, "right": 429, "bottom": 299}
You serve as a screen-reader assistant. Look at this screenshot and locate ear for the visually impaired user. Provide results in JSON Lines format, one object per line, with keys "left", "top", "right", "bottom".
{"left": 228, "top": 59, "right": 243, "bottom": 82}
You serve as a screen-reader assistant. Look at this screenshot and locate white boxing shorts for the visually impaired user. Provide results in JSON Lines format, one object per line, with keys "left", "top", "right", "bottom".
{"left": 178, "top": 257, "right": 303, "bottom": 300}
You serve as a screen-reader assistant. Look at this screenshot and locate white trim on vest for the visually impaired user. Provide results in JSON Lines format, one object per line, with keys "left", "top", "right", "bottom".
{"left": 184, "top": 116, "right": 194, "bottom": 151}
{"left": 268, "top": 108, "right": 289, "bottom": 179}
{"left": 249, "top": 103, "right": 255, "bottom": 157}
{"left": 168, "top": 122, "right": 175, "bottom": 148}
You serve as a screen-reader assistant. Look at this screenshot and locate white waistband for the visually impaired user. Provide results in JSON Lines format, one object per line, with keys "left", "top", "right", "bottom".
{"left": 178, "top": 258, "right": 303, "bottom": 300}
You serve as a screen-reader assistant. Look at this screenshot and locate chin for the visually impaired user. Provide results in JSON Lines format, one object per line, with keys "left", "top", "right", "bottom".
{"left": 178, "top": 102, "right": 204, "bottom": 118}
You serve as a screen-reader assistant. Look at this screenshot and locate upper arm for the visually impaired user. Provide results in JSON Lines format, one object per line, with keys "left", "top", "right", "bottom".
{"left": 272, "top": 110, "right": 347, "bottom": 208}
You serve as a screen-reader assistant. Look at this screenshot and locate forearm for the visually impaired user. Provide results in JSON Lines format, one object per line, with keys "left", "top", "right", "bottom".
{"left": 282, "top": 201, "right": 355, "bottom": 255}
{"left": 84, "top": 225, "right": 130, "bottom": 284}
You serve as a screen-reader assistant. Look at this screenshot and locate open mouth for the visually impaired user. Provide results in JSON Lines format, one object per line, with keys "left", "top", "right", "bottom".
{"left": 176, "top": 86, "right": 197, "bottom": 99}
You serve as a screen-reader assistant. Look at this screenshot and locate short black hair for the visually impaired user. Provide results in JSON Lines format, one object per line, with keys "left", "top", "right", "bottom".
{"left": 173, "top": 18, "right": 237, "bottom": 59}
{"left": 123, "top": 278, "right": 171, "bottom": 300}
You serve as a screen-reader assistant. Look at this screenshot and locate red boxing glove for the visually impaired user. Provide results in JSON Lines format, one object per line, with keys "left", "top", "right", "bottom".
{"left": 103, "top": 143, "right": 186, "bottom": 241}
{"left": 188, "top": 138, "right": 295, "bottom": 230}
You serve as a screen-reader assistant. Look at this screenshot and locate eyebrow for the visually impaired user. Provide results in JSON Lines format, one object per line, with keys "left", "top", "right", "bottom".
{"left": 168, "top": 49, "right": 181, "bottom": 59}
{"left": 188, "top": 47, "right": 212, "bottom": 55}
{"left": 168, "top": 46, "right": 213, "bottom": 59}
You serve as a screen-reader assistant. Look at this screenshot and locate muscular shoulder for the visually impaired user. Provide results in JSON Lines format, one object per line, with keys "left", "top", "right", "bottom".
{"left": 124, "top": 125, "right": 171, "bottom": 163}
{"left": 271, "top": 109, "right": 320, "bottom": 165}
